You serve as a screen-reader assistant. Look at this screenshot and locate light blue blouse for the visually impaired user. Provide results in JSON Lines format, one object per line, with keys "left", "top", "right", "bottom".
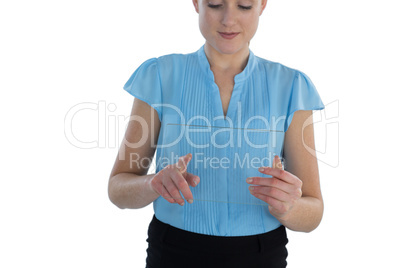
{"left": 123, "top": 44, "right": 325, "bottom": 236}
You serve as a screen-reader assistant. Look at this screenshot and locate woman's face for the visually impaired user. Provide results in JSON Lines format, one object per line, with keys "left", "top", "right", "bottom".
{"left": 193, "top": 0, "right": 267, "bottom": 55}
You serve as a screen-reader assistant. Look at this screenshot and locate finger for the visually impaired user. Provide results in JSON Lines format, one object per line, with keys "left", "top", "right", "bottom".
{"left": 251, "top": 192, "right": 286, "bottom": 212}
{"left": 246, "top": 177, "right": 293, "bottom": 194}
{"left": 257, "top": 166, "right": 300, "bottom": 186}
{"left": 164, "top": 175, "right": 186, "bottom": 205}
{"left": 249, "top": 186, "right": 289, "bottom": 202}
{"left": 263, "top": 167, "right": 302, "bottom": 188}
{"left": 151, "top": 175, "right": 178, "bottom": 204}
{"left": 273, "top": 155, "right": 283, "bottom": 170}
{"left": 169, "top": 165, "right": 194, "bottom": 204}
{"left": 161, "top": 184, "right": 178, "bottom": 204}
{"left": 175, "top": 153, "right": 192, "bottom": 173}
{"left": 185, "top": 172, "right": 200, "bottom": 187}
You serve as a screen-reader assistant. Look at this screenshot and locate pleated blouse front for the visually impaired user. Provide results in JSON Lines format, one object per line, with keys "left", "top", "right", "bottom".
{"left": 123, "top": 44, "right": 325, "bottom": 236}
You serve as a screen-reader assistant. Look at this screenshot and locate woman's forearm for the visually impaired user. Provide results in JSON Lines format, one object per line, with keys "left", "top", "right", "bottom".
{"left": 108, "top": 173, "right": 160, "bottom": 209}
{"left": 277, "top": 196, "right": 324, "bottom": 232}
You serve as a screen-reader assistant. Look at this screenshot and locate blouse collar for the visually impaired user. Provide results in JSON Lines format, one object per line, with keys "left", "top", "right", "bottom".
{"left": 197, "top": 44, "right": 256, "bottom": 83}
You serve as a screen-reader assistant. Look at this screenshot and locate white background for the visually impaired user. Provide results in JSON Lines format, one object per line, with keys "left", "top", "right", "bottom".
{"left": 1, "top": 0, "right": 401, "bottom": 267}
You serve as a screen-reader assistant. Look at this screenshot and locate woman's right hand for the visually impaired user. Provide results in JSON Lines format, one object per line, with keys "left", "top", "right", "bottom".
{"left": 148, "top": 153, "right": 199, "bottom": 206}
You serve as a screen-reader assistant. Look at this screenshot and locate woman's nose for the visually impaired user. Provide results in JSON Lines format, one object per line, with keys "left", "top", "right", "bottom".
{"left": 221, "top": 7, "right": 237, "bottom": 27}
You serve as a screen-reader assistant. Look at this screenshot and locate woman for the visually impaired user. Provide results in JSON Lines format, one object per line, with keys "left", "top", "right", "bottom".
{"left": 109, "top": 0, "right": 325, "bottom": 267}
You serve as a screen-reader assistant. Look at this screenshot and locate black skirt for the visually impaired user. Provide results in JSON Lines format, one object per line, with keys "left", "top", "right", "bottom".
{"left": 145, "top": 214, "right": 288, "bottom": 268}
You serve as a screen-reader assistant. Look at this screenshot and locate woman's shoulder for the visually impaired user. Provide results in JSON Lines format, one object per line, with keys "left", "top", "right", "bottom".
{"left": 253, "top": 54, "right": 318, "bottom": 93}
{"left": 254, "top": 55, "right": 302, "bottom": 78}
{"left": 153, "top": 49, "right": 197, "bottom": 64}
{"left": 132, "top": 50, "right": 194, "bottom": 71}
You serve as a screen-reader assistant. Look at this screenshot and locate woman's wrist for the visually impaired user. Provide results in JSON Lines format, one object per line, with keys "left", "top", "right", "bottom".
{"left": 274, "top": 196, "right": 323, "bottom": 232}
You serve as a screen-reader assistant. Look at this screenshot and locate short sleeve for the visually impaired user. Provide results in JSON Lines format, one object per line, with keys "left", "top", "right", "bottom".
{"left": 284, "top": 71, "right": 325, "bottom": 132}
{"left": 123, "top": 58, "right": 163, "bottom": 122}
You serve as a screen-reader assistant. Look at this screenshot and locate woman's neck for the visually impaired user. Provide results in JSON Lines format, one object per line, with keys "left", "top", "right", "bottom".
{"left": 204, "top": 42, "right": 250, "bottom": 74}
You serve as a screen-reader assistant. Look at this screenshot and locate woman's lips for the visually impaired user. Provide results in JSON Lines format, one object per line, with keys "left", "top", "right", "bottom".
{"left": 219, "top": 32, "right": 239, "bottom": 39}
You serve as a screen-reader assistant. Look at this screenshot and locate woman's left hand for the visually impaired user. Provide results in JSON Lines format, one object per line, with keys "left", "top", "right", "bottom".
{"left": 246, "top": 155, "right": 303, "bottom": 222}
